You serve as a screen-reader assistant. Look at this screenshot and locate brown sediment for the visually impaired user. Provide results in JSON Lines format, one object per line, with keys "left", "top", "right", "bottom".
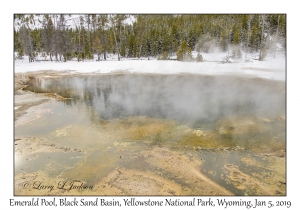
{"left": 142, "top": 147, "right": 233, "bottom": 195}
{"left": 14, "top": 99, "right": 53, "bottom": 126}
{"left": 14, "top": 137, "right": 86, "bottom": 158}
{"left": 224, "top": 163, "right": 285, "bottom": 195}
{"left": 14, "top": 111, "right": 285, "bottom": 196}
{"left": 15, "top": 171, "right": 95, "bottom": 196}
{"left": 15, "top": 171, "right": 62, "bottom": 196}
{"left": 70, "top": 146, "right": 233, "bottom": 196}
{"left": 14, "top": 143, "right": 234, "bottom": 195}
{"left": 14, "top": 99, "right": 50, "bottom": 121}
{"left": 14, "top": 91, "right": 51, "bottom": 121}
{"left": 259, "top": 149, "right": 286, "bottom": 158}
{"left": 240, "top": 156, "right": 286, "bottom": 195}
{"left": 61, "top": 151, "right": 118, "bottom": 186}
{"left": 16, "top": 167, "right": 185, "bottom": 196}
{"left": 93, "top": 167, "right": 186, "bottom": 195}
{"left": 14, "top": 72, "right": 75, "bottom": 124}
{"left": 14, "top": 73, "right": 55, "bottom": 122}
{"left": 14, "top": 73, "right": 29, "bottom": 91}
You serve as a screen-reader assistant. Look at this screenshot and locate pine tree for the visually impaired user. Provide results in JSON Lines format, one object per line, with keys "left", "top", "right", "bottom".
{"left": 219, "top": 29, "right": 228, "bottom": 52}
{"left": 93, "top": 36, "right": 103, "bottom": 61}
{"left": 233, "top": 28, "right": 240, "bottom": 45}
{"left": 177, "top": 40, "right": 192, "bottom": 61}
{"left": 259, "top": 15, "right": 266, "bottom": 61}
{"left": 162, "top": 51, "right": 169, "bottom": 60}
{"left": 250, "top": 16, "right": 261, "bottom": 52}
{"left": 14, "top": 29, "right": 24, "bottom": 58}
{"left": 19, "top": 26, "right": 34, "bottom": 62}
{"left": 42, "top": 15, "right": 54, "bottom": 61}
{"left": 244, "top": 15, "right": 252, "bottom": 61}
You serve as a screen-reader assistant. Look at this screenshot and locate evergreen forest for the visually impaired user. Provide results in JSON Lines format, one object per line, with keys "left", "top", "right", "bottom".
{"left": 14, "top": 14, "right": 286, "bottom": 62}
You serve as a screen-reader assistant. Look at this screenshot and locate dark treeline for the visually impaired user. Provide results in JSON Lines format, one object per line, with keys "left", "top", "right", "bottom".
{"left": 14, "top": 14, "right": 286, "bottom": 62}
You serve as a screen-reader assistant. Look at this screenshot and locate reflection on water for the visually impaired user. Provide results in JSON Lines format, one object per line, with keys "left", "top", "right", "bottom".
{"left": 25, "top": 74, "right": 285, "bottom": 126}
{"left": 16, "top": 74, "right": 286, "bottom": 195}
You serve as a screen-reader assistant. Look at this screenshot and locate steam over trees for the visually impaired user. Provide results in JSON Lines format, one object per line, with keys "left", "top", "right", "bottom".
{"left": 14, "top": 14, "right": 286, "bottom": 62}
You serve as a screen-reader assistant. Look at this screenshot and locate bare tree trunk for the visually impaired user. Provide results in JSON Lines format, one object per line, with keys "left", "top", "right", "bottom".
{"left": 110, "top": 15, "right": 123, "bottom": 61}
{"left": 244, "top": 15, "right": 252, "bottom": 61}
{"left": 138, "top": 17, "right": 146, "bottom": 58}
{"left": 274, "top": 15, "right": 280, "bottom": 59}
{"left": 102, "top": 33, "right": 107, "bottom": 60}
{"left": 103, "top": 48, "right": 106, "bottom": 60}
{"left": 138, "top": 45, "right": 143, "bottom": 59}
{"left": 87, "top": 15, "right": 91, "bottom": 59}
{"left": 259, "top": 15, "right": 265, "bottom": 61}
{"left": 82, "top": 28, "right": 85, "bottom": 61}
{"left": 29, "top": 53, "right": 34, "bottom": 63}
{"left": 22, "top": 23, "right": 34, "bottom": 63}
{"left": 112, "top": 23, "right": 120, "bottom": 61}
{"left": 78, "top": 29, "right": 81, "bottom": 62}
{"left": 227, "top": 28, "right": 231, "bottom": 58}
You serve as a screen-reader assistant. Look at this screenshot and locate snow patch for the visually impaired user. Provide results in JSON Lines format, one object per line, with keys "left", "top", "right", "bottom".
{"left": 14, "top": 51, "right": 286, "bottom": 81}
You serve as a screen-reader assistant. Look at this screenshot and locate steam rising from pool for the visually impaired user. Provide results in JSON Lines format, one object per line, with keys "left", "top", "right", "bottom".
{"left": 16, "top": 73, "right": 286, "bottom": 195}
{"left": 28, "top": 74, "right": 285, "bottom": 127}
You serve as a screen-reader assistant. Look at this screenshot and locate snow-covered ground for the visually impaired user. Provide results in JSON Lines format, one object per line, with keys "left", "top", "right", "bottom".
{"left": 14, "top": 50, "right": 286, "bottom": 81}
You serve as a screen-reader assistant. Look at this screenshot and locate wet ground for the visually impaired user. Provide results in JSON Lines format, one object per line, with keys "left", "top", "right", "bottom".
{"left": 14, "top": 72, "right": 286, "bottom": 195}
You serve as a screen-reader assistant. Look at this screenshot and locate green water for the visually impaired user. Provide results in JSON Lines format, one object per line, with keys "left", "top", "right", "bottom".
{"left": 16, "top": 74, "right": 286, "bottom": 195}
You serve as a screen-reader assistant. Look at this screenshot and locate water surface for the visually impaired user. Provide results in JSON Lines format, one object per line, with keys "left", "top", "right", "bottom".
{"left": 15, "top": 74, "right": 286, "bottom": 195}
